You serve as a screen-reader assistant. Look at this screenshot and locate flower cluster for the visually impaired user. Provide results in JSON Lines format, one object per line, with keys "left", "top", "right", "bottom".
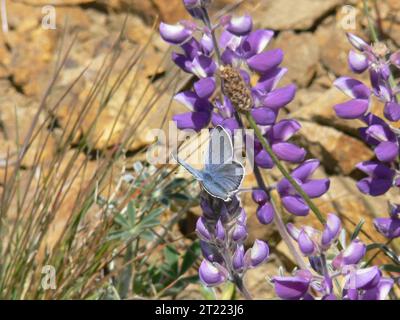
{"left": 333, "top": 33, "right": 400, "bottom": 197}
{"left": 197, "top": 192, "right": 269, "bottom": 289}
{"left": 333, "top": 33, "right": 400, "bottom": 242}
{"left": 272, "top": 214, "right": 395, "bottom": 300}
{"left": 160, "top": 1, "right": 330, "bottom": 219}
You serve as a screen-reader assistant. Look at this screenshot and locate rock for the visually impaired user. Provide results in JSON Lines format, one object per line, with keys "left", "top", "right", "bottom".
{"left": 298, "top": 120, "right": 374, "bottom": 175}
{"left": 252, "top": 0, "right": 342, "bottom": 31}
{"left": 316, "top": 19, "right": 354, "bottom": 76}
{"left": 291, "top": 87, "right": 363, "bottom": 135}
{"left": 273, "top": 32, "right": 320, "bottom": 87}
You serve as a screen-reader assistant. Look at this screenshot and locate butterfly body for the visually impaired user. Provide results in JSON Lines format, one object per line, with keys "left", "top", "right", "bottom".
{"left": 175, "top": 126, "right": 245, "bottom": 201}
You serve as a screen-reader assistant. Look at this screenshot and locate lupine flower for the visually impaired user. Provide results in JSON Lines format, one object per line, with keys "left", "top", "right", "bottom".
{"left": 333, "top": 33, "right": 400, "bottom": 200}
{"left": 374, "top": 203, "right": 400, "bottom": 239}
{"left": 196, "top": 192, "right": 269, "bottom": 287}
{"left": 276, "top": 214, "right": 394, "bottom": 300}
{"left": 277, "top": 160, "right": 330, "bottom": 216}
{"left": 272, "top": 270, "right": 313, "bottom": 300}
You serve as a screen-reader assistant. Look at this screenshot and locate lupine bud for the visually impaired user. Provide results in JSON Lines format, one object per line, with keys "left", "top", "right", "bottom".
{"left": 199, "top": 260, "right": 227, "bottom": 286}
{"left": 246, "top": 240, "right": 269, "bottom": 268}
{"left": 227, "top": 15, "right": 253, "bottom": 36}
{"left": 215, "top": 219, "right": 225, "bottom": 241}
{"left": 342, "top": 239, "right": 366, "bottom": 265}
{"left": 159, "top": 22, "right": 193, "bottom": 45}
{"left": 348, "top": 50, "right": 369, "bottom": 73}
{"left": 232, "top": 245, "right": 245, "bottom": 272}
{"left": 321, "top": 213, "right": 342, "bottom": 249}
{"left": 298, "top": 230, "right": 316, "bottom": 256}
{"left": 232, "top": 224, "right": 247, "bottom": 242}
{"left": 196, "top": 217, "right": 211, "bottom": 241}
{"left": 200, "top": 241, "right": 223, "bottom": 263}
{"left": 256, "top": 202, "right": 274, "bottom": 225}
{"left": 252, "top": 189, "right": 268, "bottom": 205}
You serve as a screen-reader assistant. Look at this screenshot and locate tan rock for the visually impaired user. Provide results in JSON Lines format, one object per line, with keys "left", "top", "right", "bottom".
{"left": 298, "top": 120, "right": 374, "bottom": 175}
{"left": 316, "top": 20, "right": 354, "bottom": 76}
{"left": 252, "top": 0, "right": 342, "bottom": 30}
{"left": 273, "top": 32, "right": 320, "bottom": 87}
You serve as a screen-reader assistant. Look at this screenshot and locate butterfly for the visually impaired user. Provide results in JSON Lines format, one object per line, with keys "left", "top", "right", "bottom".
{"left": 174, "top": 126, "right": 245, "bottom": 201}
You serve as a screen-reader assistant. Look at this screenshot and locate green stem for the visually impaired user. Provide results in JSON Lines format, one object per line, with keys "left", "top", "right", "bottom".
{"left": 245, "top": 111, "right": 326, "bottom": 225}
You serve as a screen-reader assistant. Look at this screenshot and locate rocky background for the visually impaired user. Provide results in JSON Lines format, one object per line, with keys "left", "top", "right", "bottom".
{"left": 0, "top": 0, "right": 399, "bottom": 298}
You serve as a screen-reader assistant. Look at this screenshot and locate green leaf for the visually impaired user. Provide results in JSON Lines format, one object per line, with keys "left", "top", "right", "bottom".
{"left": 180, "top": 240, "right": 201, "bottom": 275}
{"left": 351, "top": 219, "right": 365, "bottom": 240}
{"left": 380, "top": 264, "right": 400, "bottom": 273}
{"left": 367, "top": 243, "right": 400, "bottom": 264}
{"left": 127, "top": 201, "right": 137, "bottom": 225}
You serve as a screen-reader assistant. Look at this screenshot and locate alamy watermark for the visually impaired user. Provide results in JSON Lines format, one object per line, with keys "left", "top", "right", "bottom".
{"left": 0, "top": 1, "right": 57, "bottom": 33}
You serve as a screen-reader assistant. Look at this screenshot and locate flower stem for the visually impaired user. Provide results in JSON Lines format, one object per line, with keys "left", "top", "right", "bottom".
{"left": 244, "top": 111, "right": 327, "bottom": 225}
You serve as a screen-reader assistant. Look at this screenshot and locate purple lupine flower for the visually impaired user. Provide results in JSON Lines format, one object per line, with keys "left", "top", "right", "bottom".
{"left": 277, "top": 160, "right": 330, "bottom": 216}
{"left": 199, "top": 259, "right": 228, "bottom": 286}
{"left": 356, "top": 161, "right": 396, "bottom": 196}
{"left": 333, "top": 239, "right": 366, "bottom": 268}
{"left": 374, "top": 203, "right": 400, "bottom": 239}
{"left": 333, "top": 33, "right": 400, "bottom": 201}
{"left": 272, "top": 270, "right": 313, "bottom": 300}
{"left": 196, "top": 192, "right": 269, "bottom": 287}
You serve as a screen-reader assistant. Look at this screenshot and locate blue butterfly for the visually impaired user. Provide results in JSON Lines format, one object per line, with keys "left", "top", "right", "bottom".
{"left": 174, "top": 126, "right": 245, "bottom": 201}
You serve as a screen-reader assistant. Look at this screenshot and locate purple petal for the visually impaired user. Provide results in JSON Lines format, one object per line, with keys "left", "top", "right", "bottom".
{"left": 172, "top": 52, "right": 192, "bottom": 73}
{"left": 255, "top": 149, "right": 274, "bottom": 168}
{"left": 251, "top": 107, "right": 277, "bottom": 125}
{"left": 357, "top": 177, "right": 393, "bottom": 196}
{"left": 390, "top": 51, "right": 400, "bottom": 68}
{"left": 189, "top": 55, "right": 217, "bottom": 78}
{"left": 272, "top": 142, "right": 306, "bottom": 163}
{"left": 298, "top": 229, "right": 316, "bottom": 256}
{"left": 271, "top": 119, "right": 301, "bottom": 142}
{"left": 215, "top": 220, "right": 225, "bottom": 241}
{"left": 334, "top": 77, "right": 371, "bottom": 99}
{"left": 221, "top": 47, "right": 241, "bottom": 66}
{"left": 247, "top": 49, "right": 283, "bottom": 73}
{"left": 287, "top": 223, "right": 301, "bottom": 240}
{"left": 247, "top": 240, "right": 269, "bottom": 268}
{"left": 159, "top": 22, "right": 193, "bottom": 44}
{"left": 301, "top": 179, "right": 330, "bottom": 198}
{"left": 348, "top": 50, "right": 369, "bottom": 73}
{"left": 199, "top": 260, "right": 227, "bottom": 286}
{"left": 291, "top": 159, "right": 320, "bottom": 181}
{"left": 346, "top": 33, "right": 369, "bottom": 51}
{"left": 242, "top": 29, "right": 274, "bottom": 57}
{"left": 334, "top": 99, "right": 369, "bottom": 119}
{"left": 255, "top": 67, "right": 288, "bottom": 92}
{"left": 375, "top": 141, "right": 398, "bottom": 163}
{"left": 256, "top": 203, "right": 275, "bottom": 225}
{"left": 227, "top": 15, "right": 253, "bottom": 36}
{"left": 273, "top": 271, "right": 312, "bottom": 300}
{"left": 322, "top": 213, "right": 342, "bottom": 248}
{"left": 194, "top": 77, "right": 216, "bottom": 99}
{"left": 384, "top": 101, "right": 400, "bottom": 122}
{"left": 196, "top": 217, "right": 211, "bottom": 241}
{"left": 354, "top": 266, "right": 382, "bottom": 290}
{"left": 374, "top": 217, "right": 400, "bottom": 239}
{"left": 232, "top": 224, "right": 248, "bottom": 242}
{"left": 173, "top": 112, "right": 210, "bottom": 132}
{"left": 232, "top": 245, "right": 245, "bottom": 271}
{"left": 281, "top": 195, "right": 309, "bottom": 216}
{"left": 361, "top": 278, "right": 394, "bottom": 300}
{"left": 356, "top": 161, "right": 395, "bottom": 178}
{"left": 263, "top": 84, "right": 296, "bottom": 110}
{"left": 252, "top": 189, "right": 268, "bottom": 205}
{"left": 342, "top": 239, "right": 366, "bottom": 265}
{"left": 200, "top": 241, "right": 223, "bottom": 263}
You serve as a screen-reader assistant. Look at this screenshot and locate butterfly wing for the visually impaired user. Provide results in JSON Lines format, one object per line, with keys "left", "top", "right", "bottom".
{"left": 201, "top": 161, "right": 245, "bottom": 201}
{"left": 174, "top": 154, "right": 204, "bottom": 181}
{"left": 205, "top": 126, "right": 234, "bottom": 169}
